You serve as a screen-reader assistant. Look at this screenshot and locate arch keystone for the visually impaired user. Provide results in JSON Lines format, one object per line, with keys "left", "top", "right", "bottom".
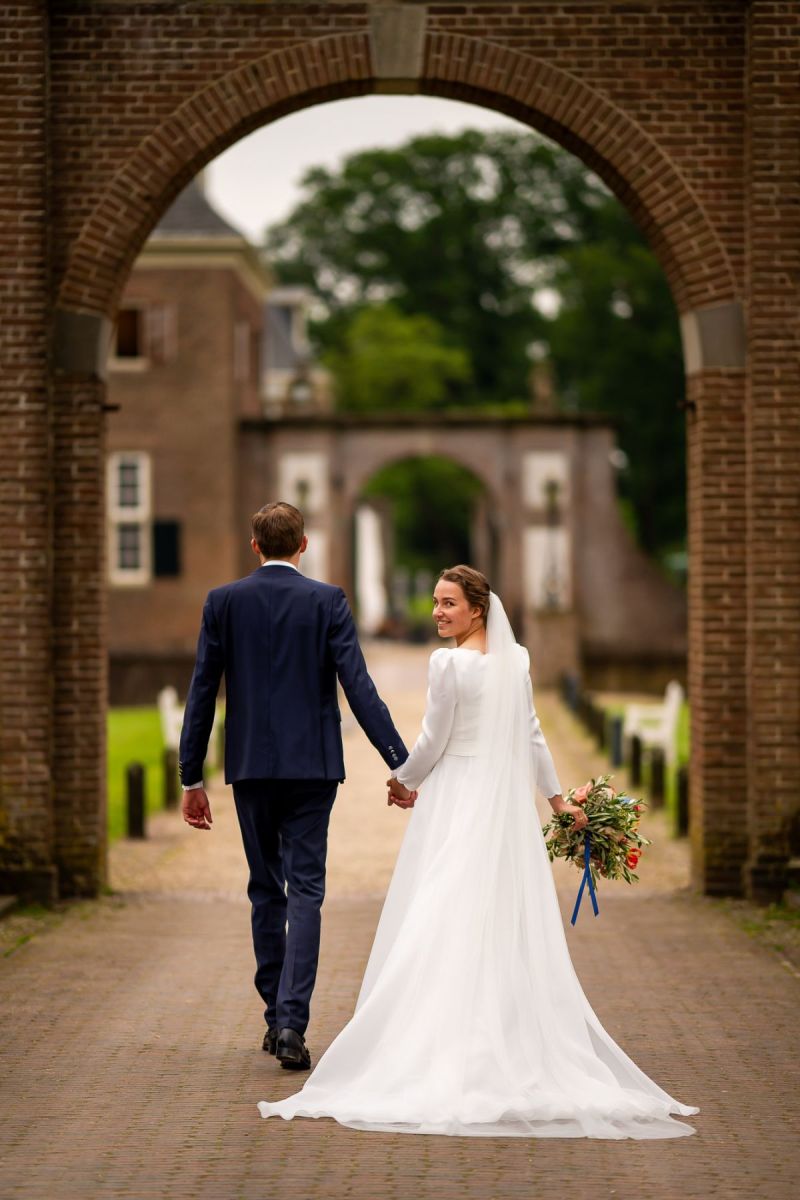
{"left": 370, "top": 3, "right": 426, "bottom": 82}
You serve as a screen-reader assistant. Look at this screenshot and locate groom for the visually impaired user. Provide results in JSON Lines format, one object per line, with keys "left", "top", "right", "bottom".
{"left": 179, "top": 501, "right": 414, "bottom": 1070}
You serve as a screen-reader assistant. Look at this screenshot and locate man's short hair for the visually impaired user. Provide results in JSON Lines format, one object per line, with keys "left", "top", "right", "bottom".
{"left": 251, "top": 502, "right": 304, "bottom": 558}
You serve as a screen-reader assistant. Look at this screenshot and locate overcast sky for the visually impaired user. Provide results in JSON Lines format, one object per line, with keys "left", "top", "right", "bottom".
{"left": 205, "top": 94, "right": 528, "bottom": 243}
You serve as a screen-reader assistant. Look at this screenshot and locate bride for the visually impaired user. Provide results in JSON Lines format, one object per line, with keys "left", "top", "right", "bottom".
{"left": 257, "top": 565, "right": 700, "bottom": 1139}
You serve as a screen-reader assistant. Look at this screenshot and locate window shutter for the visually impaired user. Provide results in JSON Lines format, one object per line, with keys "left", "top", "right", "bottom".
{"left": 145, "top": 305, "right": 177, "bottom": 364}
{"left": 153, "top": 520, "right": 181, "bottom": 577}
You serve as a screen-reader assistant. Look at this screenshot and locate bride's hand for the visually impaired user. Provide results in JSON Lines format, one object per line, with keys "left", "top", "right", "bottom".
{"left": 552, "top": 799, "right": 589, "bottom": 830}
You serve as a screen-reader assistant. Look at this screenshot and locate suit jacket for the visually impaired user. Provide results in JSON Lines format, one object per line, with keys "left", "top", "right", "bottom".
{"left": 178, "top": 564, "right": 408, "bottom": 786}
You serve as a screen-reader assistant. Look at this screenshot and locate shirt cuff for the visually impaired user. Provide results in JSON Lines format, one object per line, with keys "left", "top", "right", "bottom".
{"left": 181, "top": 780, "right": 204, "bottom": 791}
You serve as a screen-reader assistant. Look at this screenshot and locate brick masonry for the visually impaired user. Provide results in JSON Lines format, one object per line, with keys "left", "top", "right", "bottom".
{"left": 0, "top": 2, "right": 797, "bottom": 902}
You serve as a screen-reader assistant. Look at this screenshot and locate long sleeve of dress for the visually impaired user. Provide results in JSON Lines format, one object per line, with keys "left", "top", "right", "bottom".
{"left": 391, "top": 649, "right": 457, "bottom": 792}
{"left": 526, "top": 673, "right": 562, "bottom": 799}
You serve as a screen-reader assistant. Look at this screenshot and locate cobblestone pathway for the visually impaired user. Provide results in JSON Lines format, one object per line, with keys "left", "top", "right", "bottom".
{"left": 1, "top": 645, "right": 797, "bottom": 1199}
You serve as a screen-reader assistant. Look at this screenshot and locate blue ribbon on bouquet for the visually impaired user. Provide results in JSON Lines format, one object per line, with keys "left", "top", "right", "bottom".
{"left": 570, "top": 833, "right": 600, "bottom": 926}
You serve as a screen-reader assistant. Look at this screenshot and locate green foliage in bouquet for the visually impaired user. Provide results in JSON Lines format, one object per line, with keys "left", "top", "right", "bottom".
{"left": 541, "top": 774, "right": 652, "bottom": 887}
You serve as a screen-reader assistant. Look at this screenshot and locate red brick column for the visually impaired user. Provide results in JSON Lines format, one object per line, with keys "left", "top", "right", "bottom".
{"left": 743, "top": 2, "right": 800, "bottom": 902}
{"left": 686, "top": 371, "right": 748, "bottom": 896}
{"left": 51, "top": 378, "right": 108, "bottom": 897}
{"left": 0, "top": 2, "right": 56, "bottom": 902}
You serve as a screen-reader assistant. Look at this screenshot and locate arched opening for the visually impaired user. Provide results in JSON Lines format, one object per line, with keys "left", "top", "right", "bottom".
{"left": 352, "top": 455, "right": 496, "bottom": 641}
{"left": 35, "top": 32, "right": 751, "bottom": 905}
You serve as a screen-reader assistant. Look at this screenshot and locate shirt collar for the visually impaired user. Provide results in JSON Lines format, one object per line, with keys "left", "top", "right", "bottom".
{"left": 260, "top": 560, "right": 299, "bottom": 571}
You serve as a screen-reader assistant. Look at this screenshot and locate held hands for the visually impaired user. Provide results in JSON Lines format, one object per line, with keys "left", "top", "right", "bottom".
{"left": 550, "top": 795, "right": 589, "bottom": 831}
{"left": 386, "top": 777, "right": 417, "bottom": 809}
{"left": 182, "top": 787, "right": 213, "bottom": 830}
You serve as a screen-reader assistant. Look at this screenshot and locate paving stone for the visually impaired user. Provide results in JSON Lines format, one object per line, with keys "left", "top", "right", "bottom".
{"left": 0, "top": 645, "right": 796, "bottom": 1199}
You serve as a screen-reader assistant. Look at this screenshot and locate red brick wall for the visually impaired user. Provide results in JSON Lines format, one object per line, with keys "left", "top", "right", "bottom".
{"left": 49, "top": 4, "right": 742, "bottom": 316}
{"left": 743, "top": 2, "right": 800, "bottom": 901}
{"left": 0, "top": 2, "right": 796, "bottom": 902}
{"left": 0, "top": 3, "right": 56, "bottom": 899}
{"left": 686, "top": 369, "right": 748, "bottom": 895}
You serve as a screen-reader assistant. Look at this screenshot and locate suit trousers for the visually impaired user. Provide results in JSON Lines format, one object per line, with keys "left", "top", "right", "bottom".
{"left": 233, "top": 778, "right": 338, "bottom": 1035}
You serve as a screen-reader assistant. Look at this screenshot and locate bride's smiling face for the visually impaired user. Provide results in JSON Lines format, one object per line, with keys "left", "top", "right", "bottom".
{"left": 433, "top": 580, "right": 482, "bottom": 640}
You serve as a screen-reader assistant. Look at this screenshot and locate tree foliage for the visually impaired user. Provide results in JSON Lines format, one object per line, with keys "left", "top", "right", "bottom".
{"left": 362, "top": 457, "right": 484, "bottom": 576}
{"left": 264, "top": 128, "right": 686, "bottom": 560}
{"left": 322, "top": 304, "right": 471, "bottom": 413}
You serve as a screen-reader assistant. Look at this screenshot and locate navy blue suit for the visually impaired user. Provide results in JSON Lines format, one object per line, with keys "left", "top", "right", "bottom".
{"left": 179, "top": 562, "right": 408, "bottom": 1035}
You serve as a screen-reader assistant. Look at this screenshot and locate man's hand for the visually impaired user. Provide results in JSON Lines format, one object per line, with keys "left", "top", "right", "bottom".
{"left": 386, "top": 777, "right": 417, "bottom": 809}
{"left": 182, "top": 787, "right": 213, "bottom": 830}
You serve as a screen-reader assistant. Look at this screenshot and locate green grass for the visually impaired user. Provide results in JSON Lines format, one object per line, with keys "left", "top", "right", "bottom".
{"left": 106, "top": 707, "right": 165, "bottom": 841}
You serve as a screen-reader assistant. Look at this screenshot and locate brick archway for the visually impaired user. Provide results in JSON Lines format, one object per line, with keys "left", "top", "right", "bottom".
{"left": 5, "top": 4, "right": 796, "bottom": 909}
{"left": 56, "top": 33, "right": 736, "bottom": 321}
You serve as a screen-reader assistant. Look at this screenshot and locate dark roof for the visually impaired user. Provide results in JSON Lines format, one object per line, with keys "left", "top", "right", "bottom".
{"left": 152, "top": 177, "right": 244, "bottom": 240}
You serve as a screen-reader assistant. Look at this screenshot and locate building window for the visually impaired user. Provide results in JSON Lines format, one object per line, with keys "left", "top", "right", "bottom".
{"left": 115, "top": 308, "right": 144, "bottom": 359}
{"left": 108, "top": 453, "right": 152, "bottom": 586}
{"left": 110, "top": 304, "right": 177, "bottom": 369}
{"left": 117, "top": 459, "right": 141, "bottom": 508}
{"left": 153, "top": 520, "right": 182, "bottom": 578}
{"left": 117, "top": 523, "right": 143, "bottom": 570}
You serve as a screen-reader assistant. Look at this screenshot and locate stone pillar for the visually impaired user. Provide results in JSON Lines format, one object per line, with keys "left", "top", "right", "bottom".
{"left": 742, "top": 2, "right": 800, "bottom": 902}
{"left": 0, "top": 2, "right": 56, "bottom": 903}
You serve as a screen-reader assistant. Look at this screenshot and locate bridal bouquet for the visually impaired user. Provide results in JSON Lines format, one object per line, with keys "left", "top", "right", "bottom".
{"left": 541, "top": 774, "right": 652, "bottom": 925}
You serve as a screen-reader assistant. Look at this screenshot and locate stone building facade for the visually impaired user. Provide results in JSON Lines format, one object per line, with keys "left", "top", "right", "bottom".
{"left": 1, "top": 2, "right": 797, "bottom": 906}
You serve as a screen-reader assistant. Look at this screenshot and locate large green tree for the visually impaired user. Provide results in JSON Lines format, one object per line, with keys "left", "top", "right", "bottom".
{"left": 264, "top": 129, "right": 686, "bottom": 561}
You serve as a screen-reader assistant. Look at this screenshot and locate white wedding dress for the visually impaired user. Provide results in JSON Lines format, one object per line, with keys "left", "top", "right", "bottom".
{"left": 257, "top": 594, "right": 699, "bottom": 1139}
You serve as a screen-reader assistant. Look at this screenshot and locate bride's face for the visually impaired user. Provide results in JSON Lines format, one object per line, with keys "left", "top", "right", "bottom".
{"left": 433, "top": 580, "right": 481, "bottom": 639}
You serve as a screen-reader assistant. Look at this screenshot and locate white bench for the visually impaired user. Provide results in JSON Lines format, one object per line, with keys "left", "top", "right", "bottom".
{"left": 157, "top": 686, "right": 222, "bottom": 769}
{"left": 623, "top": 680, "right": 684, "bottom": 767}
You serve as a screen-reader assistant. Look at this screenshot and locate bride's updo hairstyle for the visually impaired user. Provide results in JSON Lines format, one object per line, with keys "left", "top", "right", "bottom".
{"left": 438, "top": 565, "right": 491, "bottom": 625}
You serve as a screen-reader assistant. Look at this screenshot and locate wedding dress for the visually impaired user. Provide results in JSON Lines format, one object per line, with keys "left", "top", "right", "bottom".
{"left": 257, "top": 594, "right": 699, "bottom": 1139}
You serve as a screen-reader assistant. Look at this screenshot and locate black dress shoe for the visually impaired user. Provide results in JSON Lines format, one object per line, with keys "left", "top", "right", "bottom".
{"left": 262, "top": 1027, "right": 278, "bottom": 1055}
{"left": 276, "top": 1027, "right": 311, "bottom": 1071}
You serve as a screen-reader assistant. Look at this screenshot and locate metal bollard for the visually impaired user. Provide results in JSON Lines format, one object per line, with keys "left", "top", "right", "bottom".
{"left": 609, "top": 715, "right": 624, "bottom": 767}
{"left": 593, "top": 705, "right": 606, "bottom": 751}
{"left": 630, "top": 735, "right": 642, "bottom": 788}
{"left": 126, "top": 763, "right": 146, "bottom": 838}
{"left": 650, "top": 747, "right": 665, "bottom": 808}
{"left": 676, "top": 764, "right": 689, "bottom": 836}
{"left": 564, "top": 672, "right": 580, "bottom": 712}
{"left": 163, "top": 747, "right": 178, "bottom": 811}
